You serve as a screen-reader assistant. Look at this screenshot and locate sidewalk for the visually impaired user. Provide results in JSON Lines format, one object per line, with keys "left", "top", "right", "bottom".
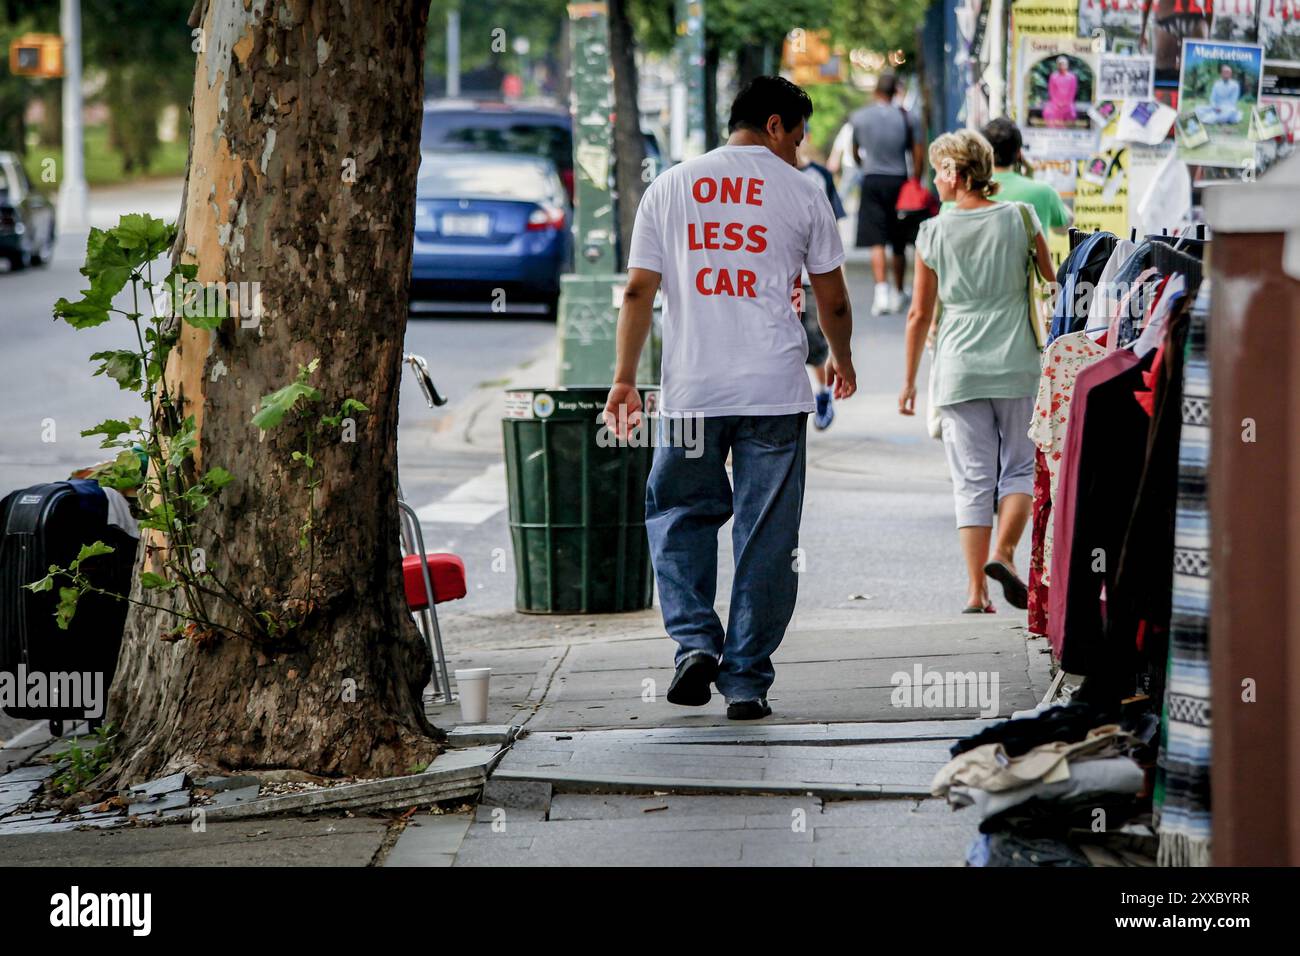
{"left": 0, "top": 264, "right": 1056, "bottom": 865}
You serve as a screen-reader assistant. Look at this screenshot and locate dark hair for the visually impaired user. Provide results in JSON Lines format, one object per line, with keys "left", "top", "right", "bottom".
{"left": 981, "top": 117, "right": 1023, "bottom": 168}
{"left": 728, "top": 76, "right": 813, "bottom": 134}
{"left": 876, "top": 72, "right": 898, "bottom": 99}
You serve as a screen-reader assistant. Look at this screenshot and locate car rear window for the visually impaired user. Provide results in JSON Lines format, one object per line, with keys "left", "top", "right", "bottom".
{"left": 417, "top": 155, "right": 556, "bottom": 201}
{"left": 420, "top": 110, "right": 572, "bottom": 172}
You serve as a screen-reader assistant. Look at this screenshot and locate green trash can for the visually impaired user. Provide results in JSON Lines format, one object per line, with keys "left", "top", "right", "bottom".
{"left": 503, "top": 386, "right": 659, "bottom": 613}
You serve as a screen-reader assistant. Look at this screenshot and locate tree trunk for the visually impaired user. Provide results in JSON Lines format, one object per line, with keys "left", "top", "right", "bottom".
{"left": 608, "top": 0, "right": 647, "bottom": 270}
{"left": 107, "top": 0, "right": 440, "bottom": 785}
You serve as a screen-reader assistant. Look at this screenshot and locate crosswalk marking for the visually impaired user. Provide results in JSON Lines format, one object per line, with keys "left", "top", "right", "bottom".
{"left": 415, "top": 462, "right": 507, "bottom": 525}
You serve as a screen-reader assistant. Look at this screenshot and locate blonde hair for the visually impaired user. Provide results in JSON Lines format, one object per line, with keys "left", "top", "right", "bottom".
{"left": 928, "top": 130, "right": 1000, "bottom": 199}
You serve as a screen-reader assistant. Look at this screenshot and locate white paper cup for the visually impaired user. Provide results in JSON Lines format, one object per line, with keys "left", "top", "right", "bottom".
{"left": 454, "top": 667, "right": 492, "bottom": 723}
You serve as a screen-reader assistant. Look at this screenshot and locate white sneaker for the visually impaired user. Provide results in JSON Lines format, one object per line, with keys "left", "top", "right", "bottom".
{"left": 872, "top": 284, "right": 890, "bottom": 315}
{"left": 887, "top": 286, "right": 904, "bottom": 313}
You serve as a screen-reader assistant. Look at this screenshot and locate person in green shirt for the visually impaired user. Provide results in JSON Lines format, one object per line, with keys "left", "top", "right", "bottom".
{"left": 937, "top": 119, "right": 1072, "bottom": 234}
{"left": 982, "top": 117, "right": 1072, "bottom": 234}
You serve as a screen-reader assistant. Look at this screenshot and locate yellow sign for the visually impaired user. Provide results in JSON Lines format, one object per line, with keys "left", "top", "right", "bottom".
{"left": 9, "top": 34, "right": 63, "bottom": 78}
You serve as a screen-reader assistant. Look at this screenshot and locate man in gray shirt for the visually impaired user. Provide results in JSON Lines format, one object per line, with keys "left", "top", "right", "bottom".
{"left": 849, "top": 72, "right": 925, "bottom": 315}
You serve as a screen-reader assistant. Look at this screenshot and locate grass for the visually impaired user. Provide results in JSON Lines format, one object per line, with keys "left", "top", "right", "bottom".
{"left": 21, "top": 124, "right": 188, "bottom": 190}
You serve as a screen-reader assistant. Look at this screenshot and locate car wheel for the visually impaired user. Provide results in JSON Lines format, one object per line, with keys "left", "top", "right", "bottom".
{"left": 5, "top": 250, "right": 27, "bottom": 272}
{"left": 543, "top": 292, "right": 560, "bottom": 322}
{"left": 30, "top": 230, "right": 54, "bottom": 266}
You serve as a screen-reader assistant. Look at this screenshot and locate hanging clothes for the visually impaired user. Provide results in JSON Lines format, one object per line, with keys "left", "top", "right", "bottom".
{"left": 1044, "top": 348, "right": 1139, "bottom": 661}
{"left": 1106, "top": 301, "right": 1192, "bottom": 704}
{"left": 1155, "top": 282, "right": 1212, "bottom": 867}
{"left": 1029, "top": 332, "right": 1108, "bottom": 590}
{"left": 1047, "top": 232, "right": 1117, "bottom": 343}
{"left": 1027, "top": 450, "right": 1051, "bottom": 636}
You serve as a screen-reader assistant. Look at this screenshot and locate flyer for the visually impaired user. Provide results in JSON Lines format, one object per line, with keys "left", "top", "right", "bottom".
{"left": 1176, "top": 40, "right": 1265, "bottom": 167}
{"left": 1117, "top": 97, "right": 1178, "bottom": 145}
{"left": 1018, "top": 36, "right": 1101, "bottom": 159}
{"left": 1099, "top": 53, "right": 1155, "bottom": 100}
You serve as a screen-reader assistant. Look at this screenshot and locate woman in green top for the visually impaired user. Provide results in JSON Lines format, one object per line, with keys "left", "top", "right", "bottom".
{"left": 899, "top": 130, "right": 1056, "bottom": 613}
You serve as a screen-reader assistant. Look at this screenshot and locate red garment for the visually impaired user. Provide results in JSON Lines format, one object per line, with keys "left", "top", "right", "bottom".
{"left": 1028, "top": 450, "right": 1051, "bottom": 637}
{"left": 1046, "top": 349, "right": 1140, "bottom": 658}
{"left": 1135, "top": 341, "right": 1165, "bottom": 417}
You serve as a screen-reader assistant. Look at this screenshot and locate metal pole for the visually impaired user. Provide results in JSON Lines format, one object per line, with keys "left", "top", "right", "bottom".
{"left": 986, "top": 0, "right": 1006, "bottom": 122}
{"left": 57, "top": 0, "right": 88, "bottom": 232}
{"left": 446, "top": 7, "right": 461, "bottom": 98}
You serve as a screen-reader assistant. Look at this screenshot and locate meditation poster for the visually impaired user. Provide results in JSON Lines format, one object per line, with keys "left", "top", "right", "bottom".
{"left": 1177, "top": 39, "right": 1265, "bottom": 167}
{"left": 1018, "top": 37, "right": 1099, "bottom": 160}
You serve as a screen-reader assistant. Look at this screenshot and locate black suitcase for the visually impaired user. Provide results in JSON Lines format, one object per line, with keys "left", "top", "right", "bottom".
{"left": 0, "top": 480, "right": 137, "bottom": 736}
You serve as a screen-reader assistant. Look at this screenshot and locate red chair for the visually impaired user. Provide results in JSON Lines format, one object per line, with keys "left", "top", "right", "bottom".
{"left": 397, "top": 499, "right": 458, "bottom": 703}
{"left": 402, "top": 552, "right": 467, "bottom": 610}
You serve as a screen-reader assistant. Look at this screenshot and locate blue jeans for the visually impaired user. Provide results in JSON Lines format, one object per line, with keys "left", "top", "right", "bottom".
{"left": 645, "top": 414, "right": 808, "bottom": 701}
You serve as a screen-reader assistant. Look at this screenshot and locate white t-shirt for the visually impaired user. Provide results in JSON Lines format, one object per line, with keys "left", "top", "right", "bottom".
{"left": 627, "top": 144, "right": 846, "bottom": 417}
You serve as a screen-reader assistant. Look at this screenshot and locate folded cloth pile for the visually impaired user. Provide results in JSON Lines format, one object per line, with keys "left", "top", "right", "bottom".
{"left": 936, "top": 704, "right": 1151, "bottom": 866}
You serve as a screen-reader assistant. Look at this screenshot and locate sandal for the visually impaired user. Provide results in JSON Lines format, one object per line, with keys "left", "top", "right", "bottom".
{"left": 961, "top": 603, "right": 997, "bottom": 614}
{"left": 983, "top": 560, "right": 1028, "bottom": 610}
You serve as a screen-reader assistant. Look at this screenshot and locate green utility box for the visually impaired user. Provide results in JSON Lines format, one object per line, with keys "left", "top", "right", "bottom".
{"left": 556, "top": 273, "right": 661, "bottom": 387}
{"left": 503, "top": 386, "right": 659, "bottom": 613}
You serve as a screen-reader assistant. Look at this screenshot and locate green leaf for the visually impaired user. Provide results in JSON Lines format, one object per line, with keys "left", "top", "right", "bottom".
{"left": 139, "top": 572, "right": 177, "bottom": 590}
{"left": 167, "top": 416, "right": 198, "bottom": 468}
{"left": 55, "top": 587, "right": 80, "bottom": 630}
{"left": 252, "top": 379, "right": 321, "bottom": 430}
{"left": 53, "top": 291, "right": 113, "bottom": 329}
{"left": 25, "top": 573, "right": 55, "bottom": 593}
{"left": 203, "top": 467, "right": 234, "bottom": 490}
{"left": 88, "top": 350, "right": 144, "bottom": 392}
{"left": 112, "top": 213, "right": 172, "bottom": 258}
{"left": 94, "top": 449, "right": 146, "bottom": 491}
{"left": 81, "top": 417, "right": 141, "bottom": 448}
{"left": 340, "top": 398, "right": 369, "bottom": 416}
{"left": 82, "top": 228, "right": 136, "bottom": 297}
{"left": 74, "top": 541, "right": 116, "bottom": 566}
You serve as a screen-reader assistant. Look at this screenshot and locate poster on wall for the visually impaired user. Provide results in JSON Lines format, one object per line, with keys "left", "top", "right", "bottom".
{"left": 1176, "top": 40, "right": 1265, "bottom": 167}
{"left": 1212, "top": 0, "right": 1260, "bottom": 43}
{"left": 1260, "top": 0, "right": 1300, "bottom": 61}
{"left": 1073, "top": 145, "right": 1130, "bottom": 239}
{"left": 1099, "top": 53, "right": 1156, "bottom": 99}
{"left": 1011, "top": 0, "right": 1083, "bottom": 113}
{"left": 1078, "top": 0, "right": 1147, "bottom": 51}
{"left": 1019, "top": 37, "right": 1101, "bottom": 158}
{"left": 1143, "top": 0, "right": 1215, "bottom": 85}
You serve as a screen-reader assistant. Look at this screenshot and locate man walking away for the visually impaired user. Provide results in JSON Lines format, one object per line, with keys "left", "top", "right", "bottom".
{"left": 850, "top": 72, "right": 924, "bottom": 315}
{"left": 603, "top": 76, "right": 857, "bottom": 720}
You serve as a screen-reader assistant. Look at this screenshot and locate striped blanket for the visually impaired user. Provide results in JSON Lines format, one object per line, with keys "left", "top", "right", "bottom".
{"left": 1155, "top": 281, "right": 1212, "bottom": 867}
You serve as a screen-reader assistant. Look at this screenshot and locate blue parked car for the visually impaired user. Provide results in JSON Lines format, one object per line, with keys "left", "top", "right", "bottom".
{"left": 410, "top": 151, "right": 571, "bottom": 319}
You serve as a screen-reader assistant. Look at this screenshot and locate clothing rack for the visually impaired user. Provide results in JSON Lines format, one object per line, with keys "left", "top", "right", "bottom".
{"left": 1151, "top": 242, "right": 1204, "bottom": 298}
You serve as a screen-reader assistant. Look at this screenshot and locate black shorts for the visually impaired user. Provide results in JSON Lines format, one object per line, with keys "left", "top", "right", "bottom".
{"left": 856, "top": 174, "right": 910, "bottom": 254}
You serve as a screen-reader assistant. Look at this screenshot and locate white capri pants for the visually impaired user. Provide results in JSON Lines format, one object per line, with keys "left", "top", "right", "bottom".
{"left": 939, "top": 396, "right": 1037, "bottom": 528}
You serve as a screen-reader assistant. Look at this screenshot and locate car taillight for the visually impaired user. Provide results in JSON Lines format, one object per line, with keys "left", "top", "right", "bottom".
{"left": 0, "top": 206, "right": 16, "bottom": 230}
{"left": 526, "top": 205, "right": 565, "bottom": 231}
{"left": 560, "top": 168, "right": 575, "bottom": 200}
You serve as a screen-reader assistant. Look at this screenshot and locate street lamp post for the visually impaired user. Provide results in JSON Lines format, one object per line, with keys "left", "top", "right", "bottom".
{"left": 57, "top": 0, "right": 88, "bottom": 233}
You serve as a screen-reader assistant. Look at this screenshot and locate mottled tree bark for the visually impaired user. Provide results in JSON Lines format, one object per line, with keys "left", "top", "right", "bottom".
{"left": 608, "top": 0, "right": 647, "bottom": 270}
{"left": 107, "top": 0, "right": 439, "bottom": 784}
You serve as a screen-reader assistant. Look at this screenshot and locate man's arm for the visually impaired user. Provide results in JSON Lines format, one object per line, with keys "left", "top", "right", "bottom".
{"left": 603, "top": 267, "right": 661, "bottom": 438}
{"left": 807, "top": 268, "right": 856, "bottom": 399}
